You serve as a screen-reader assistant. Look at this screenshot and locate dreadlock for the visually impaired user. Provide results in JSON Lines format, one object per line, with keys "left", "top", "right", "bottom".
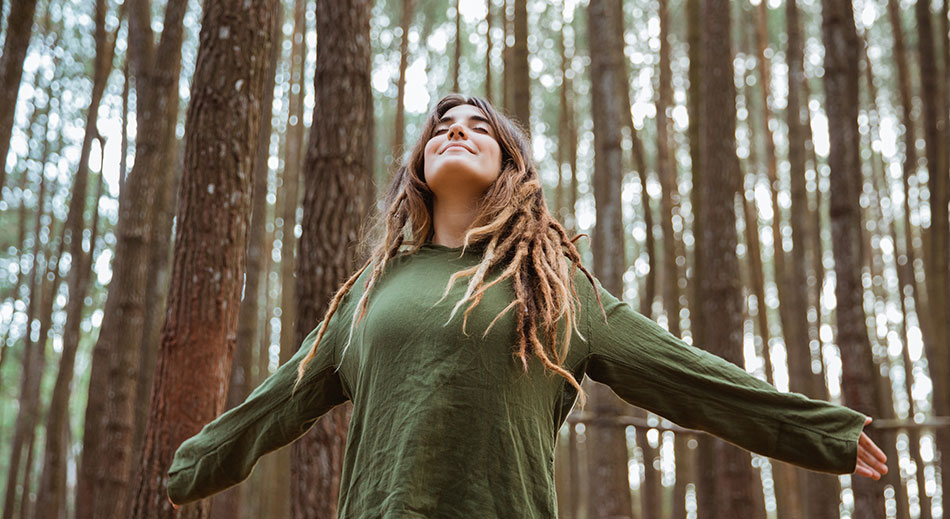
{"left": 293, "top": 94, "right": 605, "bottom": 406}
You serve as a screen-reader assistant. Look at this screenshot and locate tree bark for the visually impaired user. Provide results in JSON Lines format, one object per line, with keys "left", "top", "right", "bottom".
{"left": 209, "top": 3, "right": 282, "bottom": 518}
{"left": 820, "top": 0, "right": 885, "bottom": 515}
{"left": 0, "top": 0, "right": 39, "bottom": 190}
{"left": 76, "top": 0, "right": 189, "bottom": 515}
{"left": 453, "top": 0, "right": 462, "bottom": 92}
{"left": 511, "top": 0, "right": 529, "bottom": 131}
{"left": 785, "top": 0, "right": 842, "bottom": 516}
{"left": 586, "top": 0, "right": 635, "bottom": 517}
{"left": 128, "top": 0, "right": 278, "bottom": 516}
{"left": 2, "top": 79, "right": 55, "bottom": 519}
{"left": 34, "top": 3, "right": 118, "bottom": 516}
{"left": 289, "top": 1, "right": 372, "bottom": 517}
{"left": 394, "top": 0, "right": 414, "bottom": 162}
{"left": 697, "top": 0, "right": 764, "bottom": 516}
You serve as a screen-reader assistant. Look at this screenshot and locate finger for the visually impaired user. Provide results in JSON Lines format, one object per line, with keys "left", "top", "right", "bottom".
{"left": 859, "top": 432, "right": 888, "bottom": 462}
{"left": 855, "top": 459, "right": 880, "bottom": 480}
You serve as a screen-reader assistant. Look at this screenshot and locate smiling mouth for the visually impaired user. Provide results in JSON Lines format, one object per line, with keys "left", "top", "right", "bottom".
{"left": 442, "top": 143, "right": 474, "bottom": 154}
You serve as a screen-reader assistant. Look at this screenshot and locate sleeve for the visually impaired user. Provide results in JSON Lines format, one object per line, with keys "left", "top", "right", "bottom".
{"left": 580, "top": 276, "right": 868, "bottom": 475}
{"left": 166, "top": 322, "right": 349, "bottom": 505}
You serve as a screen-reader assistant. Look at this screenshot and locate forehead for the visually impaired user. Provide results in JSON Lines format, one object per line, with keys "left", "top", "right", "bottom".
{"left": 437, "top": 104, "right": 489, "bottom": 124}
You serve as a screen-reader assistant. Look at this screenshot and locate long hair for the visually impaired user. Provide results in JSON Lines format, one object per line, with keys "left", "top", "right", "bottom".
{"left": 293, "top": 94, "right": 604, "bottom": 406}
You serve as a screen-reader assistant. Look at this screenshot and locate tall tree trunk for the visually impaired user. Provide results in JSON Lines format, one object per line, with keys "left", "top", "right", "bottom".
{"left": 502, "top": 0, "right": 510, "bottom": 111}
{"left": 0, "top": 0, "right": 38, "bottom": 190}
{"left": 267, "top": 2, "right": 308, "bottom": 516}
{"left": 586, "top": 0, "right": 635, "bottom": 517}
{"left": 76, "top": 0, "right": 189, "bottom": 515}
{"left": 129, "top": 0, "right": 278, "bottom": 517}
{"left": 753, "top": 1, "right": 795, "bottom": 356}
{"left": 2, "top": 84, "right": 54, "bottom": 519}
{"left": 820, "top": 0, "right": 885, "bottom": 516}
{"left": 452, "top": 0, "right": 462, "bottom": 92}
{"left": 394, "top": 0, "right": 414, "bottom": 162}
{"left": 511, "top": 0, "right": 529, "bottom": 131}
{"left": 656, "top": 0, "right": 681, "bottom": 340}
{"left": 290, "top": 1, "right": 371, "bottom": 517}
{"left": 681, "top": 0, "right": 703, "bottom": 512}
{"left": 485, "top": 0, "right": 493, "bottom": 101}
{"left": 34, "top": 2, "right": 118, "bottom": 516}
{"left": 785, "top": 1, "right": 841, "bottom": 517}
{"left": 209, "top": 3, "right": 282, "bottom": 518}
{"left": 861, "top": 46, "right": 912, "bottom": 519}
{"left": 697, "top": 0, "right": 763, "bottom": 516}
{"left": 886, "top": 3, "right": 932, "bottom": 516}
{"left": 19, "top": 201, "right": 68, "bottom": 519}
{"left": 915, "top": 0, "right": 950, "bottom": 505}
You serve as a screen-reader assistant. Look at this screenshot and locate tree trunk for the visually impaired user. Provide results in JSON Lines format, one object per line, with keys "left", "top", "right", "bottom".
{"left": 0, "top": 0, "right": 39, "bottom": 190}
{"left": 820, "top": 0, "right": 885, "bottom": 515}
{"left": 586, "top": 0, "right": 635, "bottom": 517}
{"left": 2, "top": 87, "right": 54, "bottom": 519}
{"left": 76, "top": 0, "right": 189, "bottom": 515}
{"left": 128, "top": 0, "right": 278, "bottom": 516}
{"left": 394, "top": 0, "right": 414, "bottom": 162}
{"left": 485, "top": 0, "right": 493, "bottom": 101}
{"left": 511, "top": 0, "right": 529, "bottom": 131}
{"left": 785, "top": 1, "right": 841, "bottom": 517}
{"left": 682, "top": 0, "right": 703, "bottom": 512}
{"left": 886, "top": 3, "right": 932, "bottom": 516}
{"left": 914, "top": 1, "right": 950, "bottom": 506}
{"left": 452, "top": 0, "right": 461, "bottom": 92}
{"left": 34, "top": 3, "right": 117, "bottom": 516}
{"left": 289, "top": 1, "right": 372, "bottom": 517}
{"left": 208, "top": 4, "right": 281, "bottom": 518}
{"left": 697, "top": 0, "right": 763, "bottom": 516}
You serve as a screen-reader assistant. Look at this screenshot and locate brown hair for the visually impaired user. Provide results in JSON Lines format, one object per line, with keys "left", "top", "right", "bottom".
{"left": 292, "top": 94, "right": 604, "bottom": 406}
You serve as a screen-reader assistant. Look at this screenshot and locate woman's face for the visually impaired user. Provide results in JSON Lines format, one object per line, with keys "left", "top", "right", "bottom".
{"left": 423, "top": 104, "right": 503, "bottom": 203}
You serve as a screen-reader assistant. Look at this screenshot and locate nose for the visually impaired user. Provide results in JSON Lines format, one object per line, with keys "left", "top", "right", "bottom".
{"left": 447, "top": 123, "right": 467, "bottom": 140}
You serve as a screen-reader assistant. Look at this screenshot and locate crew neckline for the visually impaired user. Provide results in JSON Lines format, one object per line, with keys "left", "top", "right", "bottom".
{"left": 419, "top": 241, "right": 485, "bottom": 254}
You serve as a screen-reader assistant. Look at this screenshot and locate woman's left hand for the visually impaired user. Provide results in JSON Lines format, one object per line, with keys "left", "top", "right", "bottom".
{"left": 853, "top": 417, "right": 888, "bottom": 480}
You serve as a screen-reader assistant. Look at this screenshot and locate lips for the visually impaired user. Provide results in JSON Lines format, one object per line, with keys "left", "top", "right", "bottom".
{"left": 441, "top": 142, "right": 474, "bottom": 154}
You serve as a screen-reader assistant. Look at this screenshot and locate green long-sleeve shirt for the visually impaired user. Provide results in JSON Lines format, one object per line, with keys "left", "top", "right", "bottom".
{"left": 166, "top": 242, "right": 867, "bottom": 517}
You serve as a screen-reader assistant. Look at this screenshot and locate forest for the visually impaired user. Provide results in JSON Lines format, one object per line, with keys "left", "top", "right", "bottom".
{"left": 0, "top": 0, "right": 947, "bottom": 517}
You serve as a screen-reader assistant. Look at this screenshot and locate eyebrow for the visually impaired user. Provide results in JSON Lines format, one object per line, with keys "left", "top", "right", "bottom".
{"left": 436, "top": 114, "right": 492, "bottom": 127}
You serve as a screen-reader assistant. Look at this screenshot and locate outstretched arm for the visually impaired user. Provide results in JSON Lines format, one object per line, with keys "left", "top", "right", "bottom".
{"left": 166, "top": 322, "right": 348, "bottom": 505}
{"left": 580, "top": 276, "right": 874, "bottom": 475}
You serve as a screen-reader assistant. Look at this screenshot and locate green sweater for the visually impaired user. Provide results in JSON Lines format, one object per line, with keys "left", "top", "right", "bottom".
{"left": 166, "top": 242, "right": 867, "bottom": 517}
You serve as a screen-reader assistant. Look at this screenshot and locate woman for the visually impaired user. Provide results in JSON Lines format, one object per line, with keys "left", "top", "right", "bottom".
{"left": 167, "top": 94, "right": 888, "bottom": 516}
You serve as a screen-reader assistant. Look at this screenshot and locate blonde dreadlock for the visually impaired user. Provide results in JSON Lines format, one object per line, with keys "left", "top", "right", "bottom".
{"left": 293, "top": 94, "right": 605, "bottom": 406}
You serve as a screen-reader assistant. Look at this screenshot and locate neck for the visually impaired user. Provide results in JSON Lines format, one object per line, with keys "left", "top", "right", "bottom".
{"left": 430, "top": 196, "right": 480, "bottom": 248}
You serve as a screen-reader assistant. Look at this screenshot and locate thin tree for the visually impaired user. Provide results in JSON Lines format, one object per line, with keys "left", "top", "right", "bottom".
{"left": 0, "top": 0, "right": 39, "bottom": 190}
{"left": 76, "top": 0, "right": 189, "bottom": 514}
{"left": 914, "top": 1, "right": 950, "bottom": 505}
{"left": 511, "top": 0, "right": 529, "bottom": 130}
{"left": 290, "top": 1, "right": 372, "bottom": 517}
{"left": 786, "top": 0, "right": 841, "bottom": 516}
{"left": 34, "top": 2, "right": 119, "bottom": 515}
{"left": 394, "top": 0, "right": 414, "bottom": 163}
{"left": 820, "top": 0, "right": 885, "bottom": 515}
{"left": 1, "top": 51, "right": 58, "bottom": 519}
{"left": 696, "top": 0, "right": 764, "bottom": 515}
{"left": 586, "top": 0, "right": 635, "bottom": 516}
{"left": 453, "top": 0, "right": 462, "bottom": 92}
{"left": 485, "top": 0, "right": 493, "bottom": 101}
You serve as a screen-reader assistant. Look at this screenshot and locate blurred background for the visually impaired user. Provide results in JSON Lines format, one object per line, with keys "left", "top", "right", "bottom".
{"left": 0, "top": 0, "right": 947, "bottom": 517}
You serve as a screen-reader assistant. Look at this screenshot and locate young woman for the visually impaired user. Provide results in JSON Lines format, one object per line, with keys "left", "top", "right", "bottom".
{"left": 167, "top": 94, "right": 888, "bottom": 516}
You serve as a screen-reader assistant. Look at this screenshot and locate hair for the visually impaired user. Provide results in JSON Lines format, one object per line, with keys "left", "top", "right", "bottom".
{"left": 292, "top": 94, "right": 605, "bottom": 406}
